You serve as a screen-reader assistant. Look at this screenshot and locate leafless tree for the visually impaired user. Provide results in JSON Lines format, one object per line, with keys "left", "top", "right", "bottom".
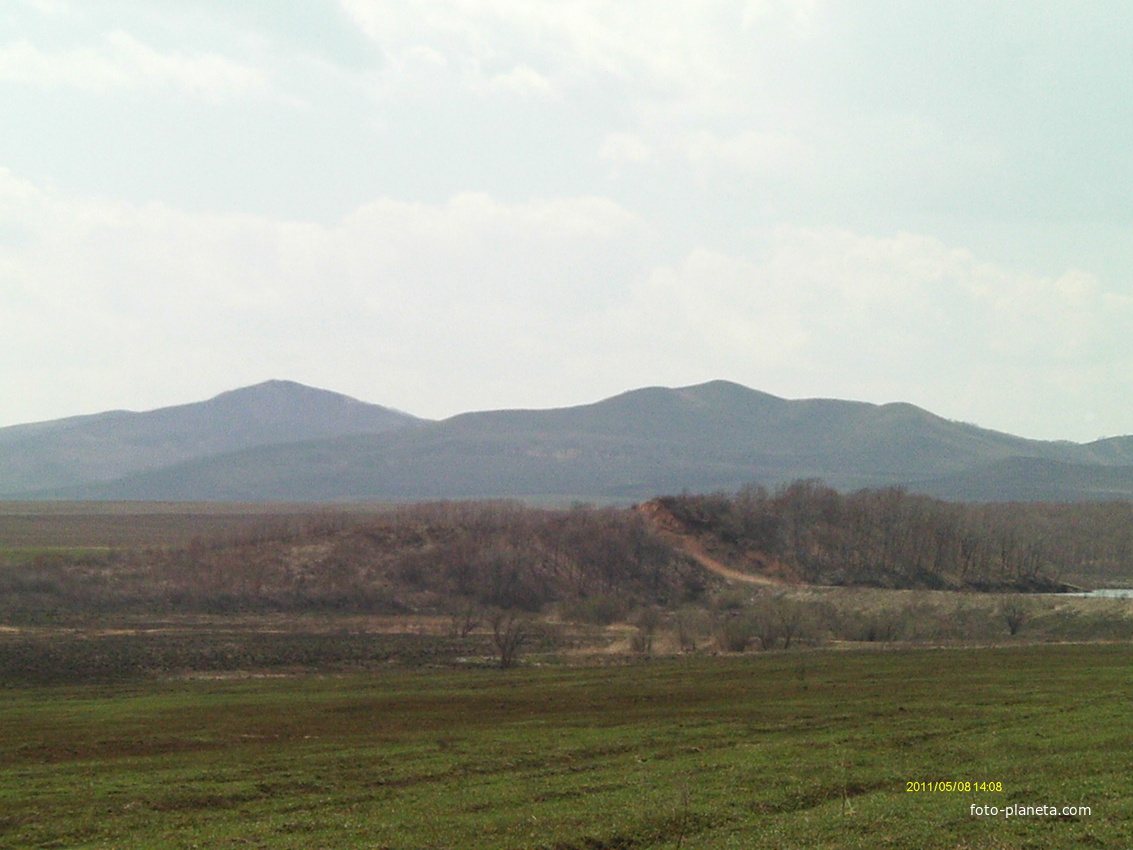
{"left": 630, "top": 606, "right": 660, "bottom": 655}
{"left": 447, "top": 600, "right": 482, "bottom": 637}
{"left": 999, "top": 598, "right": 1029, "bottom": 635}
{"left": 489, "top": 609, "right": 531, "bottom": 669}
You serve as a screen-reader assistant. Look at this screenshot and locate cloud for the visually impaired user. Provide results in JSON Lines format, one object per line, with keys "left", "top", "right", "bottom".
{"left": 335, "top": 0, "right": 830, "bottom": 186}
{"left": 481, "top": 63, "right": 553, "bottom": 97}
{"left": 14, "top": 0, "right": 69, "bottom": 14}
{"left": 334, "top": 0, "right": 1133, "bottom": 227}
{"left": 600, "top": 132, "right": 653, "bottom": 167}
{"left": 0, "top": 170, "right": 649, "bottom": 420}
{"left": 681, "top": 129, "right": 809, "bottom": 179}
{"left": 636, "top": 228, "right": 1128, "bottom": 371}
{"left": 0, "top": 31, "right": 268, "bottom": 101}
{"left": 608, "top": 227, "right": 1133, "bottom": 438}
{"left": 337, "top": 0, "right": 801, "bottom": 104}
{"left": 2, "top": 167, "right": 1130, "bottom": 439}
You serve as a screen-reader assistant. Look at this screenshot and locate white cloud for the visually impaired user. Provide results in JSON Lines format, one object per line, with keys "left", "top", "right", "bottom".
{"left": 682, "top": 129, "right": 808, "bottom": 179}
{"left": 2, "top": 165, "right": 1130, "bottom": 439}
{"left": 331, "top": 1, "right": 1131, "bottom": 225}
{"left": 0, "top": 32, "right": 268, "bottom": 101}
{"left": 483, "top": 63, "right": 553, "bottom": 97}
{"left": 600, "top": 132, "right": 653, "bottom": 167}
{"left": 607, "top": 227, "right": 1133, "bottom": 438}
{"left": 339, "top": 0, "right": 780, "bottom": 103}
{"left": 336, "top": 0, "right": 827, "bottom": 183}
{"left": 15, "top": 0, "right": 69, "bottom": 14}
{"left": 741, "top": 0, "right": 819, "bottom": 35}
{"left": 0, "top": 170, "right": 649, "bottom": 421}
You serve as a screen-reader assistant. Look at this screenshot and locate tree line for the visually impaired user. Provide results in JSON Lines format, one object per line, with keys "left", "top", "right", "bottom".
{"left": 655, "top": 481, "right": 1133, "bottom": 590}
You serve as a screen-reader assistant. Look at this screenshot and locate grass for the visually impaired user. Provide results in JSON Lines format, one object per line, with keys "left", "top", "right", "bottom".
{"left": 1, "top": 643, "right": 1130, "bottom": 849}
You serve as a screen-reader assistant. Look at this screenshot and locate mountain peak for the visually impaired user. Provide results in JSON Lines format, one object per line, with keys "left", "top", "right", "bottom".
{"left": 209, "top": 379, "right": 355, "bottom": 405}
{"left": 0, "top": 380, "right": 422, "bottom": 496}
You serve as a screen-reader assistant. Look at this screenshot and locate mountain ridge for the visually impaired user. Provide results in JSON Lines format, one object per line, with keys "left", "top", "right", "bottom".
{"left": 5, "top": 378, "right": 1133, "bottom": 503}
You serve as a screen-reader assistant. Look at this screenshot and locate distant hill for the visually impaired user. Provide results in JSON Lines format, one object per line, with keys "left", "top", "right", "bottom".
{"left": 0, "top": 380, "right": 423, "bottom": 495}
{"left": 909, "top": 457, "right": 1133, "bottom": 503}
{"left": 9, "top": 379, "right": 1133, "bottom": 503}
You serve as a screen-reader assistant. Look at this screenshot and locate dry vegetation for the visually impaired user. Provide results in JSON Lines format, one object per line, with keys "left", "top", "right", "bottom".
{"left": 2, "top": 485, "right": 1133, "bottom": 681}
{"left": 2, "top": 501, "right": 708, "bottom": 617}
{"left": 651, "top": 482, "right": 1133, "bottom": 590}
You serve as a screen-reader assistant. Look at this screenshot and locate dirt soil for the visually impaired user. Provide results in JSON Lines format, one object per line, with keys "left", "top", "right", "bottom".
{"left": 636, "top": 500, "right": 791, "bottom": 587}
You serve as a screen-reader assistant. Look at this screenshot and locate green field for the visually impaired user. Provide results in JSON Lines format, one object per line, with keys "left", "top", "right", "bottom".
{"left": 2, "top": 643, "right": 1128, "bottom": 849}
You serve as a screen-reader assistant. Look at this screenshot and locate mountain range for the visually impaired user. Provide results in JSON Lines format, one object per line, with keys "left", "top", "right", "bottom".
{"left": 3, "top": 379, "right": 1133, "bottom": 503}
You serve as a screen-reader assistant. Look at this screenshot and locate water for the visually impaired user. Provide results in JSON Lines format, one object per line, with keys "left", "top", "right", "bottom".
{"left": 1062, "top": 588, "right": 1133, "bottom": 599}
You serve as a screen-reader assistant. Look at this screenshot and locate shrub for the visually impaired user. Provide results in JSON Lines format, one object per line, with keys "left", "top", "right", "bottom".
{"left": 559, "top": 594, "right": 627, "bottom": 625}
{"left": 716, "top": 615, "right": 754, "bottom": 652}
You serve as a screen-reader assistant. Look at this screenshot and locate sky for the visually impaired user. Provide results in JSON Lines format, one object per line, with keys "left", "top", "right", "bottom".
{"left": 2, "top": 0, "right": 1132, "bottom": 442}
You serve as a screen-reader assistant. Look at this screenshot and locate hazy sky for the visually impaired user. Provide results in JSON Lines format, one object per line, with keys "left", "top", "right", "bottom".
{"left": 2, "top": 0, "right": 1132, "bottom": 441}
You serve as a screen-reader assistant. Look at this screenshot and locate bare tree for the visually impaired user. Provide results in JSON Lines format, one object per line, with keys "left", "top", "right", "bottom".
{"left": 447, "top": 600, "right": 482, "bottom": 637}
{"left": 776, "top": 598, "right": 806, "bottom": 649}
{"left": 489, "top": 609, "right": 531, "bottom": 669}
{"left": 675, "top": 613, "right": 698, "bottom": 653}
{"left": 630, "top": 606, "right": 660, "bottom": 655}
{"left": 999, "top": 598, "right": 1029, "bottom": 635}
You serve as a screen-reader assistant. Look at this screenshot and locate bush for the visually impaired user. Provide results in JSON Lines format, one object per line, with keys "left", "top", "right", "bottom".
{"left": 559, "top": 594, "right": 627, "bottom": 625}
{"left": 716, "top": 615, "right": 754, "bottom": 652}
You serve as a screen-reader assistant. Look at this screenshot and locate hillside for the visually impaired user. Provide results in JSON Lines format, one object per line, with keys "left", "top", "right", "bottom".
{"left": 910, "top": 457, "right": 1133, "bottom": 502}
{"left": 641, "top": 486, "right": 1113, "bottom": 591}
{"left": 6, "top": 379, "right": 1133, "bottom": 502}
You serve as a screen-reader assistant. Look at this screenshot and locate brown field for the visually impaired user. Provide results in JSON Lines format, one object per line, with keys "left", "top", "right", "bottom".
{"left": 0, "top": 500, "right": 391, "bottom": 549}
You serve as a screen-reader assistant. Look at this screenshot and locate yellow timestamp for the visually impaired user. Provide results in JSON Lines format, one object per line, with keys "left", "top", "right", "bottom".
{"left": 906, "top": 781, "right": 1003, "bottom": 793}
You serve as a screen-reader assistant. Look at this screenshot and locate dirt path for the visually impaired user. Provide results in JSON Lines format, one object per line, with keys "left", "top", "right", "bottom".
{"left": 667, "top": 533, "right": 784, "bottom": 586}
{"left": 636, "top": 500, "right": 785, "bottom": 587}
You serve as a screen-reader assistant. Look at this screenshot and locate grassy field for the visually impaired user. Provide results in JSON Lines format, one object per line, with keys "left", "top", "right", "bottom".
{"left": 1, "top": 643, "right": 1129, "bottom": 849}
